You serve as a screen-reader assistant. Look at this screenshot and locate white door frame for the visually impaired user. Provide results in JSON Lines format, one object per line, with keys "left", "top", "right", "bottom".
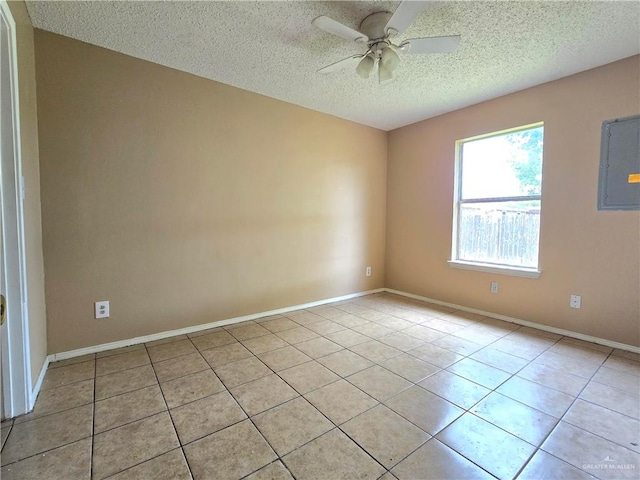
{"left": 1, "top": 0, "right": 32, "bottom": 419}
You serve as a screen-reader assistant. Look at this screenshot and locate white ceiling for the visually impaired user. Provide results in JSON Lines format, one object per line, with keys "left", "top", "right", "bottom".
{"left": 26, "top": 1, "right": 640, "bottom": 131}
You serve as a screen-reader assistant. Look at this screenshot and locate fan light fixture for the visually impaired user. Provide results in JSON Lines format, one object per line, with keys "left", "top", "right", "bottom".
{"left": 356, "top": 47, "right": 399, "bottom": 82}
{"left": 313, "top": 1, "right": 461, "bottom": 85}
{"left": 380, "top": 47, "right": 400, "bottom": 72}
{"left": 378, "top": 64, "right": 394, "bottom": 85}
{"left": 356, "top": 54, "right": 375, "bottom": 79}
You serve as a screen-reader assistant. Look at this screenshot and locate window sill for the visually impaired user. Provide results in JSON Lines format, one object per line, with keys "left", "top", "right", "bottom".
{"left": 447, "top": 260, "right": 541, "bottom": 278}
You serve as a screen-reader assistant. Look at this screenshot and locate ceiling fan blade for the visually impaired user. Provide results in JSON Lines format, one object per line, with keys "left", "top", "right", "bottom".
{"left": 385, "top": 0, "right": 430, "bottom": 36}
{"left": 400, "top": 35, "right": 461, "bottom": 54}
{"left": 312, "top": 16, "right": 369, "bottom": 43}
{"left": 317, "top": 55, "right": 365, "bottom": 74}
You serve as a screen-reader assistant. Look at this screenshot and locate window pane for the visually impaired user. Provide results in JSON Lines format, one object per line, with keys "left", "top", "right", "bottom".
{"left": 461, "top": 127, "right": 543, "bottom": 199}
{"left": 458, "top": 201, "right": 541, "bottom": 267}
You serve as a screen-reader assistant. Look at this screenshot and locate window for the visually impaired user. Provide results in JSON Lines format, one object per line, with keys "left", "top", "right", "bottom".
{"left": 450, "top": 123, "right": 544, "bottom": 276}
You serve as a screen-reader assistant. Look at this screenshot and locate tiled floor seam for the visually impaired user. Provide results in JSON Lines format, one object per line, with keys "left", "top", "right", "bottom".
{"left": 512, "top": 345, "right": 604, "bottom": 399}
{"left": 145, "top": 342, "right": 196, "bottom": 480}
{"left": 97, "top": 381, "right": 165, "bottom": 402}
{"left": 9, "top": 294, "right": 639, "bottom": 480}
{"left": 11, "top": 397, "right": 96, "bottom": 426}
{"left": 340, "top": 355, "right": 467, "bottom": 412}
{"left": 0, "top": 436, "right": 94, "bottom": 469}
{"left": 313, "top": 426, "right": 389, "bottom": 474}
{"left": 92, "top": 405, "right": 170, "bottom": 438}
{"left": 89, "top": 357, "right": 97, "bottom": 479}
{"left": 230, "top": 357, "right": 385, "bottom": 474}
{"left": 237, "top": 459, "right": 297, "bottom": 480}
{"left": 514, "top": 350, "right": 616, "bottom": 479}
{"left": 524, "top": 448, "right": 591, "bottom": 479}
{"left": 216, "top": 375, "right": 291, "bottom": 475}
{"left": 174, "top": 414, "right": 247, "bottom": 449}
{"left": 336, "top": 419, "right": 426, "bottom": 474}
{"left": 94, "top": 362, "right": 152, "bottom": 379}
{"left": 495, "top": 355, "right": 585, "bottom": 401}
{"left": 538, "top": 420, "right": 640, "bottom": 469}
{"left": 505, "top": 442, "right": 539, "bottom": 480}
{"left": 88, "top": 345, "right": 216, "bottom": 438}
{"left": 398, "top": 436, "right": 499, "bottom": 480}
{"left": 557, "top": 349, "right": 639, "bottom": 447}
{"left": 99, "top": 446, "right": 186, "bottom": 480}
{"left": 149, "top": 348, "right": 201, "bottom": 363}
{"left": 95, "top": 346, "right": 145, "bottom": 359}
{"left": 381, "top": 342, "right": 567, "bottom": 460}
{"left": 38, "top": 359, "right": 94, "bottom": 386}
{"left": 0, "top": 425, "right": 11, "bottom": 451}
{"left": 538, "top": 344, "right": 636, "bottom": 468}
{"left": 146, "top": 338, "right": 202, "bottom": 365}
{"left": 381, "top": 367, "right": 556, "bottom": 462}
{"left": 576, "top": 394, "right": 640, "bottom": 422}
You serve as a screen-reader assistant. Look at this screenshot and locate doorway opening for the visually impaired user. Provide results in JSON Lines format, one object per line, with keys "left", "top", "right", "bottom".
{"left": 1, "top": 0, "right": 32, "bottom": 419}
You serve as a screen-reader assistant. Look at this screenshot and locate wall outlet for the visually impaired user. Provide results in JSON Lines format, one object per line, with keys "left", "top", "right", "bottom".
{"left": 490, "top": 281, "right": 499, "bottom": 294}
{"left": 570, "top": 295, "right": 581, "bottom": 309}
{"left": 365, "top": 266, "right": 372, "bottom": 277}
{"left": 95, "top": 301, "right": 110, "bottom": 319}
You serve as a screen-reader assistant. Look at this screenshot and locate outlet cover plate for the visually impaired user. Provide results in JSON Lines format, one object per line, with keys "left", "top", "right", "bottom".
{"left": 490, "top": 282, "right": 499, "bottom": 294}
{"left": 95, "top": 301, "right": 110, "bottom": 319}
{"left": 570, "top": 295, "right": 581, "bottom": 309}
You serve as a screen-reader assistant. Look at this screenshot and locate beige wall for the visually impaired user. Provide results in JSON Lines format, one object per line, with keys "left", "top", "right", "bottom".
{"left": 386, "top": 56, "right": 640, "bottom": 347}
{"left": 7, "top": 0, "right": 47, "bottom": 386}
{"left": 29, "top": 26, "right": 640, "bottom": 353}
{"left": 34, "top": 30, "right": 387, "bottom": 354}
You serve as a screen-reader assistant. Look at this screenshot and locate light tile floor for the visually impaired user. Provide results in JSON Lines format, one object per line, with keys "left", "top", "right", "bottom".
{"left": 1, "top": 293, "right": 639, "bottom": 479}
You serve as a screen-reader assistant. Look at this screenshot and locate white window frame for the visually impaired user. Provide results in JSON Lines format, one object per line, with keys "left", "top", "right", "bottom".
{"left": 448, "top": 122, "right": 544, "bottom": 278}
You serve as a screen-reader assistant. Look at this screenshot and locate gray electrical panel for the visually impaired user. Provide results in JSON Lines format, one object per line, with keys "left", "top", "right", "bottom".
{"left": 598, "top": 115, "right": 640, "bottom": 210}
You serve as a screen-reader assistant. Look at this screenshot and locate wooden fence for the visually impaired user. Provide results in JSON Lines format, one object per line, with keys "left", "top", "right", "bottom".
{"left": 458, "top": 204, "right": 540, "bottom": 267}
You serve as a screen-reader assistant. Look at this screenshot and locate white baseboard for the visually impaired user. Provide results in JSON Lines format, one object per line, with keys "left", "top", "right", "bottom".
{"left": 49, "top": 285, "right": 638, "bottom": 363}
{"left": 384, "top": 288, "right": 640, "bottom": 354}
{"left": 29, "top": 356, "right": 50, "bottom": 411}
{"left": 50, "top": 288, "right": 386, "bottom": 361}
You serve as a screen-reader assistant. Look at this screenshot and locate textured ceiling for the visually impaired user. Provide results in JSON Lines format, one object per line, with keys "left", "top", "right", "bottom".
{"left": 26, "top": 1, "right": 640, "bottom": 131}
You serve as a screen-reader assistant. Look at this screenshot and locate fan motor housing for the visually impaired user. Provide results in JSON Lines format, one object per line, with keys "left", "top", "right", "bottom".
{"left": 360, "top": 11, "right": 393, "bottom": 41}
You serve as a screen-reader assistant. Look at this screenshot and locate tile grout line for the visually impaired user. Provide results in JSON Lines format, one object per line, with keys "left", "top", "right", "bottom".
{"left": 90, "top": 356, "right": 97, "bottom": 479}
{"left": 0, "top": 436, "right": 92, "bottom": 470}
{"left": 0, "top": 422, "right": 14, "bottom": 465}
{"left": 0, "top": 363, "right": 98, "bottom": 470}
{"left": 0, "top": 423, "right": 12, "bottom": 452}
{"left": 263, "top": 325, "right": 439, "bottom": 476}
{"left": 230, "top": 308, "right": 540, "bottom": 447}
{"left": 430, "top": 334, "right": 562, "bottom": 477}
{"left": 207, "top": 350, "right": 304, "bottom": 479}
{"left": 530, "top": 342, "right": 629, "bottom": 462}
{"left": 334, "top": 415, "right": 420, "bottom": 476}
{"left": 157, "top": 335, "right": 322, "bottom": 478}
{"left": 90, "top": 339, "right": 202, "bottom": 479}
{"left": 380, "top": 308, "right": 639, "bottom": 474}
{"left": 222, "top": 392, "right": 298, "bottom": 480}
{"left": 510, "top": 348, "right": 619, "bottom": 479}
{"left": 148, "top": 337, "right": 197, "bottom": 480}
{"left": 171, "top": 318, "right": 636, "bottom": 476}
{"left": 332, "top": 310, "right": 585, "bottom": 478}
{"left": 362, "top": 298, "right": 543, "bottom": 477}
{"left": 14, "top": 294, "right": 640, "bottom": 479}
{"left": 216, "top": 331, "right": 393, "bottom": 477}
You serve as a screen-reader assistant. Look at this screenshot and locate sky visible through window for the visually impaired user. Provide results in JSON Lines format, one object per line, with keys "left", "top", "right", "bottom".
{"left": 461, "top": 126, "right": 544, "bottom": 200}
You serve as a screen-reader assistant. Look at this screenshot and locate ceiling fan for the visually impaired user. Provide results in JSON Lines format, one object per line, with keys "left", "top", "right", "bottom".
{"left": 312, "top": 0, "right": 460, "bottom": 84}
